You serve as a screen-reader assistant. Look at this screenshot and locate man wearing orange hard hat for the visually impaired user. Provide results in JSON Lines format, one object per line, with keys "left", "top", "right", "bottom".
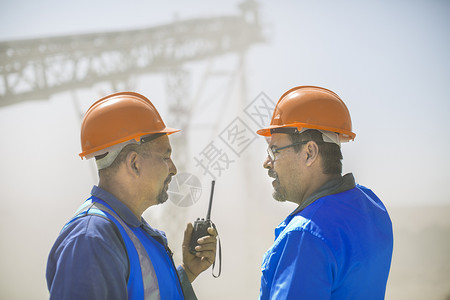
{"left": 257, "top": 86, "right": 393, "bottom": 299}
{"left": 46, "top": 92, "right": 217, "bottom": 300}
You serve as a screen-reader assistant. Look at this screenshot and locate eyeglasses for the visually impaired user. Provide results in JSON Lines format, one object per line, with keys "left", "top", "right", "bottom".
{"left": 267, "top": 141, "right": 309, "bottom": 161}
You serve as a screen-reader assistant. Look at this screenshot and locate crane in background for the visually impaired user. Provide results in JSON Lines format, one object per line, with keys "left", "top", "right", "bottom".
{"left": 0, "top": 0, "right": 265, "bottom": 263}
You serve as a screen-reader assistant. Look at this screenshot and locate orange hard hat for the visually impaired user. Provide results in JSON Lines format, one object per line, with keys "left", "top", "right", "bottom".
{"left": 79, "top": 92, "right": 180, "bottom": 159}
{"left": 256, "top": 86, "right": 356, "bottom": 142}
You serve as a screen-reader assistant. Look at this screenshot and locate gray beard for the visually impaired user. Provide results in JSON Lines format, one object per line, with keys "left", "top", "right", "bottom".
{"left": 157, "top": 188, "right": 169, "bottom": 204}
{"left": 157, "top": 176, "right": 172, "bottom": 204}
{"left": 272, "top": 187, "right": 287, "bottom": 202}
{"left": 269, "top": 170, "right": 286, "bottom": 202}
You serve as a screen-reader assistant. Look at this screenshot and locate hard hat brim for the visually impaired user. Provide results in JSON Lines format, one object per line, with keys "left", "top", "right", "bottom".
{"left": 79, "top": 127, "right": 180, "bottom": 159}
{"left": 256, "top": 123, "right": 355, "bottom": 142}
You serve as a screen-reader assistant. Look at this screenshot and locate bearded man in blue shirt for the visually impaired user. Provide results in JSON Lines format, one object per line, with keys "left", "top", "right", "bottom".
{"left": 46, "top": 92, "right": 217, "bottom": 300}
{"left": 256, "top": 86, "right": 393, "bottom": 300}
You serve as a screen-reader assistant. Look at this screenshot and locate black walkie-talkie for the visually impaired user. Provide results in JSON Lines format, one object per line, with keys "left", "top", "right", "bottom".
{"left": 189, "top": 180, "right": 216, "bottom": 254}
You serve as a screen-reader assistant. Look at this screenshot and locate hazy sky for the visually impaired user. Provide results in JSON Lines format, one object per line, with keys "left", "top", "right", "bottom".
{"left": 1, "top": 0, "right": 449, "bottom": 205}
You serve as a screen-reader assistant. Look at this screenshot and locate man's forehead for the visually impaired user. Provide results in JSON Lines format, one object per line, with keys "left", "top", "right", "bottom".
{"left": 267, "top": 133, "right": 290, "bottom": 146}
{"left": 148, "top": 135, "right": 172, "bottom": 152}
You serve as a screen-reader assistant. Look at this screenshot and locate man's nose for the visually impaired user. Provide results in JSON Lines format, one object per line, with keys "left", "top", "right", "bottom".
{"left": 169, "top": 158, "right": 177, "bottom": 176}
{"left": 263, "top": 155, "right": 272, "bottom": 169}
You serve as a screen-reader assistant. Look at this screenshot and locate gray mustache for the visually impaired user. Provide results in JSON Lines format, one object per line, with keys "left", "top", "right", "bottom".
{"left": 268, "top": 170, "right": 278, "bottom": 179}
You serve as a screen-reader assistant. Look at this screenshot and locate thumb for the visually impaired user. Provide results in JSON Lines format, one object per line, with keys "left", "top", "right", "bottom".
{"left": 183, "top": 223, "right": 194, "bottom": 247}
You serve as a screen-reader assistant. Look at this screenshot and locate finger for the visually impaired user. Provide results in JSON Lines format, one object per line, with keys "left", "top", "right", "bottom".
{"left": 207, "top": 227, "right": 217, "bottom": 237}
{"left": 203, "top": 257, "right": 215, "bottom": 265}
{"left": 194, "top": 227, "right": 217, "bottom": 242}
{"left": 195, "top": 243, "right": 216, "bottom": 252}
{"left": 197, "top": 235, "right": 217, "bottom": 245}
{"left": 196, "top": 250, "right": 216, "bottom": 263}
{"left": 182, "top": 223, "right": 194, "bottom": 246}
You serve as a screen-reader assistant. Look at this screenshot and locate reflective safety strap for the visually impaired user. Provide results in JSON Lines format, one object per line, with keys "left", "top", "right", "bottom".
{"left": 89, "top": 202, "right": 161, "bottom": 300}
{"left": 64, "top": 200, "right": 161, "bottom": 300}
{"left": 60, "top": 201, "right": 97, "bottom": 233}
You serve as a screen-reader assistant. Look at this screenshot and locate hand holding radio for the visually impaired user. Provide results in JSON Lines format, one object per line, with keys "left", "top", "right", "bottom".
{"left": 189, "top": 180, "right": 216, "bottom": 254}
{"left": 189, "top": 220, "right": 215, "bottom": 254}
{"left": 183, "top": 180, "right": 221, "bottom": 279}
{"left": 182, "top": 223, "right": 217, "bottom": 282}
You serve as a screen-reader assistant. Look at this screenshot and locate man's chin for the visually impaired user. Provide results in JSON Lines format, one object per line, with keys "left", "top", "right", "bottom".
{"left": 157, "top": 191, "right": 169, "bottom": 204}
{"left": 272, "top": 190, "right": 287, "bottom": 202}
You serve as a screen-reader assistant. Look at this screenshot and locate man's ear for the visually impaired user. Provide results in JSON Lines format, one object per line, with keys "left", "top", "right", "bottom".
{"left": 305, "top": 141, "right": 320, "bottom": 167}
{"left": 125, "top": 151, "right": 141, "bottom": 177}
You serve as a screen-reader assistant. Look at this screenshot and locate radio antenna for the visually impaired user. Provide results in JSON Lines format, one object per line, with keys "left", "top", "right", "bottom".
{"left": 206, "top": 180, "right": 215, "bottom": 220}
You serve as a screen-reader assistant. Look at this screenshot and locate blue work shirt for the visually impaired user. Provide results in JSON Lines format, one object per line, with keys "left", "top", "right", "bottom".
{"left": 259, "top": 174, "right": 393, "bottom": 299}
{"left": 46, "top": 186, "right": 196, "bottom": 300}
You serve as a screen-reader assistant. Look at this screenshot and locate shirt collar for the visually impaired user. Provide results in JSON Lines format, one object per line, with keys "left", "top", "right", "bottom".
{"left": 90, "top": 186, "right": 169, "bottom": 246}
{"left": 291, "top": 173, "right": 356, "bottom": 215}
{"left": 91, "top": 185, "right": 142, "bottom": 228}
